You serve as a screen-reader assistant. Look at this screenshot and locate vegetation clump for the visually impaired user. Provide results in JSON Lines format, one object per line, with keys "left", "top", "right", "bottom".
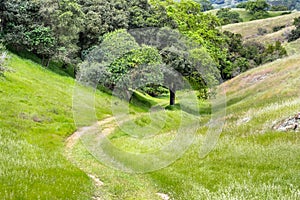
{"left": 288, "top": 16, "right": 300, "bottom": 42}
{"left": 0, "top": 43, "right": 10, "bottom": 76}
{"left": 216, "top": 8, "right": 243, "bottom": 25}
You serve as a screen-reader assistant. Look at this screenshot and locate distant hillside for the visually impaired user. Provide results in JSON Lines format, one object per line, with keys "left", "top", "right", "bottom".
{"left": 222, "top": 11, "right": 300, "bottom": 43}
{"left": 208, "top": 8, "right": 288, "bottom": 22}
{"left": 210, "top": 0, "right": 300, "bottom": 10}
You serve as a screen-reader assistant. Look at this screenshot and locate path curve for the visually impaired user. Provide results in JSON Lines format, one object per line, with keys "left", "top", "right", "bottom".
{"left": 65, "top": 116, "right": 170, "bottom": 200}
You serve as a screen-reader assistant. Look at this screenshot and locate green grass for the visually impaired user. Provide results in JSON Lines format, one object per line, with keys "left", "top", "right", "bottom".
{"left": 0, "top": 54, "right": 117, "bottom": 199}
{"left": 285, "top": 38, "right": 300, "bottom": 56}
{"left": 71, "top": 53, "right": 300, "bottom": 199}
{"left": 2, "top": 51, "right": 300, "bottom": 199}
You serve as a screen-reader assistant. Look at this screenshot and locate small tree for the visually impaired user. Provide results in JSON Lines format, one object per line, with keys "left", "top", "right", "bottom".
{"left": 245, "top": 0, "right": 270, "bottom": 15}
{"left": 216, "top": 8, "right": 243, "bottom": 25}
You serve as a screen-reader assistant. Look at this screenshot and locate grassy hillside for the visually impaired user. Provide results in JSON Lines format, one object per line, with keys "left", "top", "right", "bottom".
{"left": 222, "top": 11, "right": 300, "bottom": 41}
{"left": 2, "top": 50, "right": 300, "bottom": 199}
{"left": 68, "top": 53, "right": 300, "bottom": 199}
{"left": 0, "top": 54, "right": 117, "bottom": 199}
{"left": 285, "top": 38, "right": 300, "bottom": 55}
{"left": 208, "top": 8, "right": 287, "bottom": 22}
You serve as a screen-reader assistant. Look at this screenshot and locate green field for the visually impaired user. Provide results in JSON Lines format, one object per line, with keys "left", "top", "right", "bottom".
{"left": 0, "top": 54, "right": 117, "bottom": 199}
{"left": 69, "top": 53, "right": 300, "bottom": 199}
{"left": 1, "top": 50, "right": 300, "bottom": 199}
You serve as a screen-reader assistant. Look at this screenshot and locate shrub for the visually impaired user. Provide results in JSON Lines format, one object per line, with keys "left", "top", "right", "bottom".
{"left": 236, "top": 2, "right": 248, "bottom": 8}
{"left": 288, "top": 17, "right": 300, "bottom": 42}
{"left": 261, "top": 41, "right": 287, "bottom": 64}
{"left": 0, "top": 44, "right": 10, "bottom": 76}
{"left": 270, "top": 5, "right": 289, "bottom": 11}
{"left": 257, "top": 28, "right": 268, "bottom": 35}
{"left": 272, "top": 25, "right": 286, "bottom": 32}
{"left": 251, "top": 11, "right": 270, "bottom": 20}
{"left": 217, "top": 8, "right": 243, "bottom": 25}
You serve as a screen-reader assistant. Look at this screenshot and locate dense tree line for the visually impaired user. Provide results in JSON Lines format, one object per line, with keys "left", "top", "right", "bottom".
{"left": 0, "top": 0, "right": 289, "bottom": 104}
{"left": 0, "top": 0, "right": 175, "bottom": 67}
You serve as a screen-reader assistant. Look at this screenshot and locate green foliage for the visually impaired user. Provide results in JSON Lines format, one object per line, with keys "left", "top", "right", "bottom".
{"left": 236, "top": 0, "right": 271, "bottom": 20}
{"left": 272, "top": 25, "right": 286, "bottom": 32}
{"left": 108, "top": 46, "right": 163, "bottom": 91}
{"left": 288, "top": 28, "right": 300, "bottom": 42}
{"left": 79, "top": 29, "right": 139, "bottom": 87}
{"left": 270, "top": 5, "right": 289, "bottom": 11}
{"left": 79, "top": 0, "right": 175, "bottom": 50}
{"left": 245, "top": 0, "right": 270, "bottom": 15}
{"left": 216, "top": 8, "right": 243, "bottom": 25}
{"left": 80, "top": 30, "right": 165, "bottom": 99}
{"left": 157, "top": 0, "right": 228, "bottom": 74}
{"left": 0, "top": 0, "right": 41, "bottom": 49}
{"left": 193, "top": 0, "right": 214, "bottom": 11}
{"left": 250, "top": 10, "right": 270, "bottom": 20}
{"left": 24, "top": 25, "right": 56, "bottom": 64}
{"left": 262, "top": 41, "right": 287, "bottom": 63}
{"left": 288, "top": 16, "right": 300, "bottom": 42}
{"left": 222, "top": 31, "right": 287, "bottom": 79}
{"left": 236, "top": 2, "right": 248, "bottom": 8}
{"left": 40, "top": 0, "right": 85, "bottom": 66}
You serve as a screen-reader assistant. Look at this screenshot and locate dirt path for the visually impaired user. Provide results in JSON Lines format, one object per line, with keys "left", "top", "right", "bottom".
{"left": 65, "top": 116, "right": 170, "bottom": 200}
{"left": 65, "top": 116, "right": 115, "bottom": 149}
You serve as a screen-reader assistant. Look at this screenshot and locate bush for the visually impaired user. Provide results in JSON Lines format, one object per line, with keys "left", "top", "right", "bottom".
{"left": 270, "top": 5, "right": 289, "bottom": 11}
{"left": 288, "top": 17, "right": 300, "bottom": 42}
{"left": 251, "top": 11, "right": 270, "bottom": 20}
{"left": 217, "top": 8, "right": 243, "bottom": 25}
{"left": 0, "top": 44, "right": 10, "bottom": 76}
{"left": 288, "top": 29, "right": 300, "bottom": 42}
{"left": 236, "top": 2, "right": 248, "bottom": 8}
{"left": 280, "top": 11, "right": 292, "bottom": 15}
{"left": 272, "top": 25, "right": 286, "bottom": 32}
{"left": 141, "top": 85, "right": 168, "bottom": 97}
{"left": 257, "top": 28, "right": 268, "bottom": 35}
{"left": 246, "top": 0, "right": 270, "bottom": 15}
{"left": 261, "top": 41, "right": 287, "bottom": 64}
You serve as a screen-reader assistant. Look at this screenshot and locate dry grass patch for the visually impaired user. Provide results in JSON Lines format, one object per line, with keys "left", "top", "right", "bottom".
{"left": 222, "top": 12, "right": 300, "bottom": 38}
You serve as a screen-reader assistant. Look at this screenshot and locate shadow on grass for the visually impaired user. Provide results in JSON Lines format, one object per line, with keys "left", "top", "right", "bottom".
{"left": 8, "top": 47, "right": 75, "bottom": 78}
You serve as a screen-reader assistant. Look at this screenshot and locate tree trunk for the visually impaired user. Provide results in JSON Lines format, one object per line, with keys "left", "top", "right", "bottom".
{"left": 41, "top": 56, "right": 45, "bottom": 66}
{"left": 169, "top": 83, "right": 177, "bottom": 106}
{"left": 170, "top": 89, "right": 176, "bottom": 106}
{"left": 46, "top": 58, "right": 51, "bottom": 68}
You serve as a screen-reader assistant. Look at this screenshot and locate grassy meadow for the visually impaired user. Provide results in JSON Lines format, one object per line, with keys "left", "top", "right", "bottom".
{"left": 1, "top": 11, "right": 300, "bottom": 199}
{"left": 67, "top": 54, "right": 300, "bottom": 199}
{"left": 0, "top": 54, "right": 117, "bottom": 199}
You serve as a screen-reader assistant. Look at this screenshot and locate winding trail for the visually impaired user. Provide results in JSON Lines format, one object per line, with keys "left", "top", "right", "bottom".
{"left": 65, "top": 116, "right": 170, "bottom": 200}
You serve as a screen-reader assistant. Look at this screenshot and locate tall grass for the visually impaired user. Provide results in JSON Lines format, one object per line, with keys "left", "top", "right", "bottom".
{"left": 0, "top": 54, "right": 115, "bottom": 199}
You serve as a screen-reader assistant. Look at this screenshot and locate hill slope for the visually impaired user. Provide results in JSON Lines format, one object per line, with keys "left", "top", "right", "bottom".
{"left": 67, "top": 52, "right": 300, "bottom": 199}
{"left": 222, "top": 11, "right": 300, "bottom": 42}
{"left": 2, "top": 49, "right": 300, "bottom": 199}
{"left": 0, "top": 54, "right": 116, "bottom": 199}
